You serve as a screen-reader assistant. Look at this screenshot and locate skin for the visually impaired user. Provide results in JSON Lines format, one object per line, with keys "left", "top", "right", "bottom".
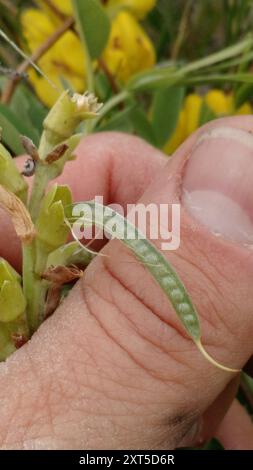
{"left": 0, "top": 116, "right": 253, "bottom": 449}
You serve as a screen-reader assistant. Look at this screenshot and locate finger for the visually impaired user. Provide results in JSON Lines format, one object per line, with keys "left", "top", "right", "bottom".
{"left": 196, "top": 375, "right": 240, "bottom": 446}
{"left": 1, "top": 118, "right": 253, "bottom": 449}
{"left": 0, "top": 132, "right": 165, "bottom": 269}
{"left": 77, "top": 115, "right": 253, "bottom": 445}
{"left": 215, "top": 400, "right": 253, "bottom": 449}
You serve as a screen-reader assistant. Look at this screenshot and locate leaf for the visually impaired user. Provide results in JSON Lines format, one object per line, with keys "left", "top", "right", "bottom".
{"left": 151, "top": 87, "right": 185, "bottom": 147}
{"left": 0, "top": 143, "right": 28, "bottom": 202}
{"left": 42, "top": 265, "right": 83, "bottom": 285}
{"left": 0, "top": 258, "right": 21, "bottom": 284}
{"left": 0, "top": 280, "right": 27, "bottom": 322}
{"left": 0, "top": 105, "right": 28, "bottom": 154}
{"left": 36, "top": 184, "right": 72, "bottom": 251}
{"left": 10, "top": 84, "right": 47, "bottom": 145}
{"left": 234, "top": 82, "right": 253, "bottom": 108}
{"left": 130, "top": 107, "right": 156, "bottom": 145}
{"left": 46, "top": 241, "right": 93, "bottom": 268}
{"left": 21, "top": 136, "right": 40, "bottom": 162}
{"left": 0, "top": 325, "right": 16, "bottom": 362}
{"left": 44, "top": 284, "right": 61, "bottom": 319}
{"left": 45, "top": 143, "right": 69, "bottom": 164}
{"left": 97, "top": 105, "right": 135, "bottom": 133}
{"left": 199, "top": 101, "right": 217, "bottom": 126}
{"left": 72, "top": 0, "right": 111, "bottom": 59}
{"left": 127, "top": 36, "right": 253, "bottom": 92}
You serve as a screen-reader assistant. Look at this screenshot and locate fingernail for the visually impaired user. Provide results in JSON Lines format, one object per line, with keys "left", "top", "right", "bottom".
{"left": 182, "top": 126, "right": 253, "bottom": 246}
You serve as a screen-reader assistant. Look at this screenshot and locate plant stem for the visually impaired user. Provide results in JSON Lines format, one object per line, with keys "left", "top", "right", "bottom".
{"left": 22, "top": 240, "right": 51, "bottom": 334}
{"left": 90, "top": 89, "right": 129, "bottom": 131}
{"left": 29, "top": 164, "right": 52, "bottom": 222}
{"left": 42, "top": 0, "right": 67, "bottom": 20}
{"left": 98, "top": 58, "right": 119, "bottom": 94}
{"left": 171, "top": 0, "right": 193, "bottom": 60}
{"left": 22, "top": 242, "right": 41, "bottom": 334}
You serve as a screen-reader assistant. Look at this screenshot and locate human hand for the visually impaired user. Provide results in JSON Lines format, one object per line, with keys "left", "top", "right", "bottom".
{"left": 0, "top": 116, "right": 253, "bottom": 449}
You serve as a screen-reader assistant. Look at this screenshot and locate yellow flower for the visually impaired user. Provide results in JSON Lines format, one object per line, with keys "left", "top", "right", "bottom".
{"left": 106, "top": 0, "right": 156, "bottom": 19}
{"left": 21, "top": 9, "right": 85, "bottom": 108}
{"left": 164, "top": 89, "right": 252, "bottom": 154}
{"left": 22, "top": 2, "right": 156, "bottom": 106}
{"left": 35, "top": 0, "right": 72, "bottom": 19}
{"left": 205, "top": 89, "right": 230, "bottom": 115}
{"left": 102, "top": 11, "right": 156, "bottom": 82}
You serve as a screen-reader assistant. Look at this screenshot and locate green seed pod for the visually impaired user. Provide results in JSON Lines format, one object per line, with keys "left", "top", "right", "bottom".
{"left": 68, "top": 201, "right": 239, "bottom": 374}
{"left": 0, "top": 259, "right": 26, "bottom": 323}
{"left": 36, "top": 184, "right": 72, "bottom": 254}
{"left": 0, "top": 143, "right": 28, "bottom": 203}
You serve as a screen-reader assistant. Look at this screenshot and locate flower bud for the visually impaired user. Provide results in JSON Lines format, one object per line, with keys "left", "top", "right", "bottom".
{"left": 40, "top": 91, "right": 103, "bottom": 155}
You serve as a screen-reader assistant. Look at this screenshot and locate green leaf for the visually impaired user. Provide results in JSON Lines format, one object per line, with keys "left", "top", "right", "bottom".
{"left": 127, "top": 36, "right": 253, "bottom": 92}
{"left": 0, "top": 280, "right": 26, "bottom": 323}
{"left": 72, "top": 0, "right": 111, "bottom": 59}
{"left": 234, "top": 82, "right": 253, "bottom": 108}
{"left": 0, "top": 325, "right": 16, "bottom": 362}
{"left": 0, "top": 258, "right": 21, "bottom": 285}
{"left": 0, "top": 143, "right": 28, "bottom": 201}
{"left": 130, "top": 107, "right": 156, "bottom": 146}
{"left": 95, "top": 71, "right": 112, "bottom": 102}
{"left": 46, "top": 241, "right": 93, "bottom": 268}
{"left": 0, "top": 104, "right": 28, "bottom": 154}
{"left": 0, "top": 259, "right": 27, "bottom": 323}
{"left": 10, "top": 84, "right": 47, "bottom": 145}
{"left": 199, "top": 101, "right": 217, "bottom": 126}
{"left": 151, "top": 87, "right": 185, "bottom": 147}
{"left": 36, "top": 184, "right": 72, "bottom": 252}
{"left": 98, "top": 105, "right": 135, "bottom": 133}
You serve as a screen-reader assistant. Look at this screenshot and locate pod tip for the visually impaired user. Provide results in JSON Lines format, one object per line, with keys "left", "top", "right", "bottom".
{"left": 195, "top": 339, "right": 240, "bottom": 373}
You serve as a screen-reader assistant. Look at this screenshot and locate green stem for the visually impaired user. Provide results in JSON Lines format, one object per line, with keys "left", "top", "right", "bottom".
{"left": 171, "top": 0, "right": 193, "bottom": 60}
{"left": 22, "top": 242, "right": 39, "bottom": 334}
{"left": 90, "top": 90, "right": 129, "bottom": 132}
{"left": 22, "top": 241, "right": 49, "bottom": 335}
{"left": 29, "top": 164, "right": 51, "bottom": 222}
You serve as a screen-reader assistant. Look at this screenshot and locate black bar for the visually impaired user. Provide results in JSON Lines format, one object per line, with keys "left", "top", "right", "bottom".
{"left": 0, "top": 450, "right": 252, "bottom": 466}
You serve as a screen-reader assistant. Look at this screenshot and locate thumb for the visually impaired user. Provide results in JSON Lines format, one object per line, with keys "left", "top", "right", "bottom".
{"left": 79, "top": 116, "right": 253, "bottom": 446}
{"left": 1, "top": 119, "right": 253, "bottom": 450}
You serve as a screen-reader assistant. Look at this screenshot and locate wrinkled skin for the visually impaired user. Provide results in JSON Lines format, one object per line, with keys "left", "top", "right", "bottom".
{"left": 0, "top": 116, "right": 253, "bottom": 449}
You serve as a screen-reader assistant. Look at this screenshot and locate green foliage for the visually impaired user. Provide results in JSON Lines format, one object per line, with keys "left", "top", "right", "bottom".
{"left": 0, "top": 259, "right": 26, "bottom": 323}
{"left": 0, "top": 142, "right": 28, "bottom": 201}
{"left": 151, "top": 87, "right": 185, "bottom": 147}
{"left": 36, "top": 184, "right": 72, "bottom": 252}
{"left": 72, "top": 0, "right": 111, "bottom": 59}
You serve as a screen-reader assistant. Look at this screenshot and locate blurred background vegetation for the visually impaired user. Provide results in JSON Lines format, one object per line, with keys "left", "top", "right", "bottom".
{"left": 1, "top": 0, "right": 253, "bottom": 155}
{"left": 0, "top": 0, "right": 253, "bottom": 449}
